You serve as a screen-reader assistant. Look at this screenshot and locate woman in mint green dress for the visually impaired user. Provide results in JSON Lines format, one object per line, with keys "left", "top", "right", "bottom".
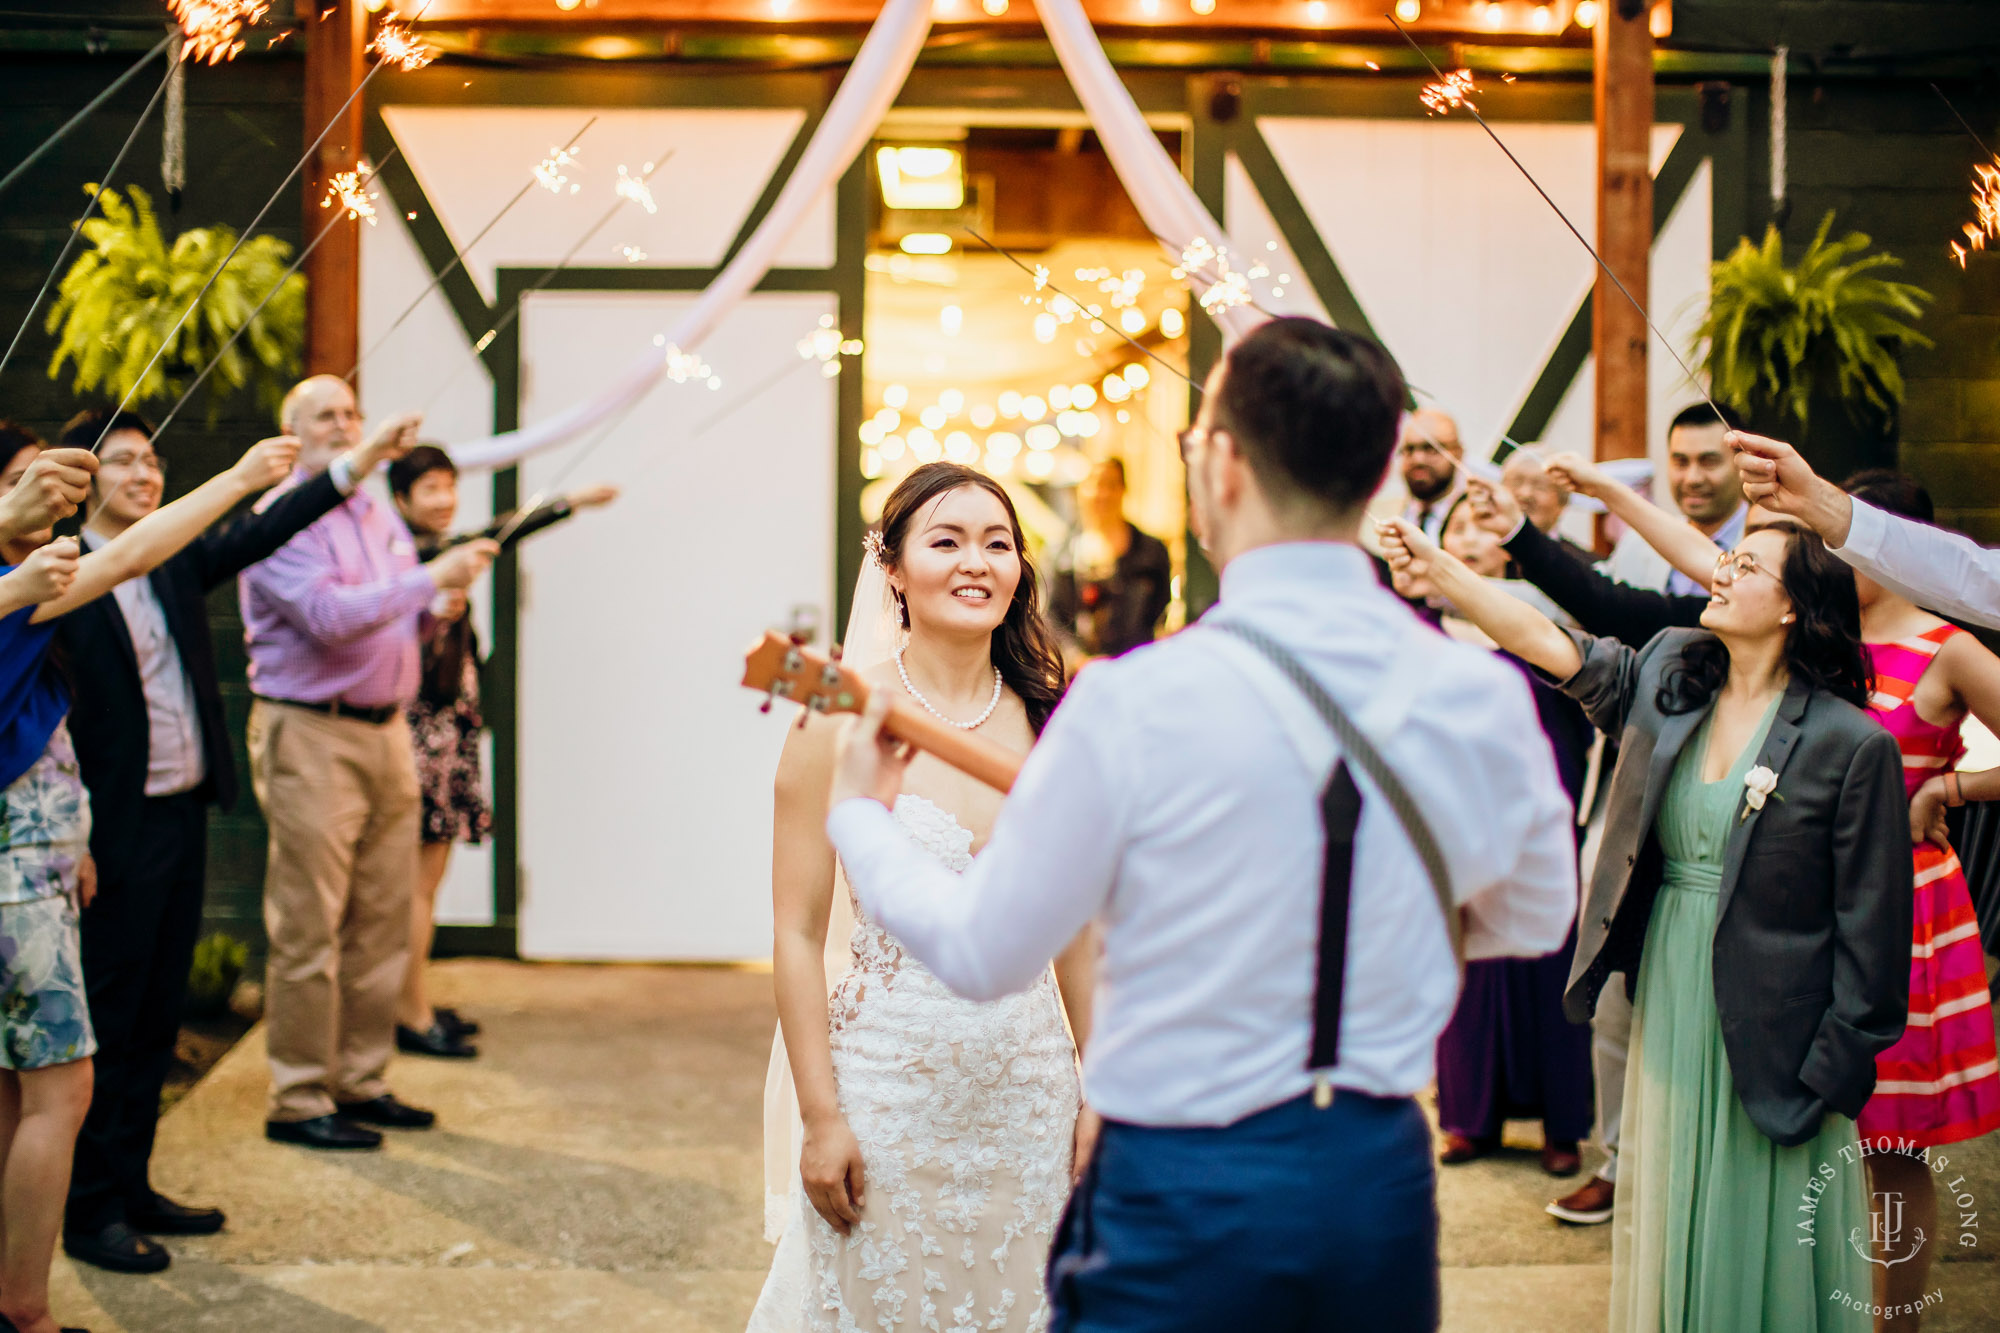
{"left": 1382, "top": 514, "right": 1915, "bottom": 1332}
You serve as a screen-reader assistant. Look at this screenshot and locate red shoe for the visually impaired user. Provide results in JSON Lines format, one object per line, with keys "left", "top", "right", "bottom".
{"left": 1546, "top": 1174, "right": 1616, "bottom": 1224}
{"left": 1541, "top": 1141, "right": 1583, "bottom": 1177}
{"left": 1438, "top": 1132, "right": 1497, "bottom": 1164}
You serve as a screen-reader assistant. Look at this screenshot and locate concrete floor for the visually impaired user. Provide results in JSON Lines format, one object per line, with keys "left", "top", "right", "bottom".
{"left": 46, "top": 960, "right": 2000, "bottom": 1331}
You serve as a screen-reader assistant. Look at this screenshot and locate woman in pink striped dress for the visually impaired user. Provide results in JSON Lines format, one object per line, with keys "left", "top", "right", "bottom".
{"left": 1847, "top": 474, "right": 2000, "bottom": 1328}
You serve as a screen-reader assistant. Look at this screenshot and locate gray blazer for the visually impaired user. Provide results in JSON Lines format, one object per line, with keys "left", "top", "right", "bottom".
{"left": 1559, "top": 628, "right": 1913, "bottom": 1148}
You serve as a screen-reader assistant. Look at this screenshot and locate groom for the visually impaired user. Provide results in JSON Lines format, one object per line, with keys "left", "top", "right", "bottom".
{"left": 827, "top": 317, "right": 1578, "bottom": 1330}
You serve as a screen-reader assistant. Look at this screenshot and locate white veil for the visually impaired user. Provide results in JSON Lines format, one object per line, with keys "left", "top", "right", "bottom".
{"left": 751, "top": 541, "right": 901, "bottom": 1328}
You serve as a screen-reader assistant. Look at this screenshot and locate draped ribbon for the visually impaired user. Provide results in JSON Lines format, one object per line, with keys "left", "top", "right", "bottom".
{"left": 448, "top": 0, "right": 1265, "bottom": 470}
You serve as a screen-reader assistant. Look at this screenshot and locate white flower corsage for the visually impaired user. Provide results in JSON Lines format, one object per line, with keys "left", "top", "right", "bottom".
{"left": 1741, "top": 765, "right": 1783, "bottom": 822}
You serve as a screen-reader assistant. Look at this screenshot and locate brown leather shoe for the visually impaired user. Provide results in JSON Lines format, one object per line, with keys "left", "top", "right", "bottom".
{"left": 1546, "top": 1173, "right": 1616, "bottom": 1224}
{"left": 1438, "top": 1132, "right": 1497, "bottom": 1165}
{"left": 1541, "top": 1141, "right": 1583, "bottom": 1177}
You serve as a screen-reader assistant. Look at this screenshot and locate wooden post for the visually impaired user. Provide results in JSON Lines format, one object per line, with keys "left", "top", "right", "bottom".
{"left": 1592, "top": 0, "right": 1653, "bottom": 465}
{"left": 301, "top": 0, "right": 364, "bottom": 378}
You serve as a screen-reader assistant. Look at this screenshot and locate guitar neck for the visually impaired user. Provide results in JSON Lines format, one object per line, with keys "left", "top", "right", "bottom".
{"left": 877, "top": 695, "right": 1021, "bottom": 794}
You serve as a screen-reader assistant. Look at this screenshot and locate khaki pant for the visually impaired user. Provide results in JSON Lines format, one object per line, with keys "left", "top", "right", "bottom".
{"left": 247, "top": 700, "right": 420, "bottom": 1122}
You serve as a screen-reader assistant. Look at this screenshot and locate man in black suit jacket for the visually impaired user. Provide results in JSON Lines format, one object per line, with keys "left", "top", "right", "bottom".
{"left": 58, "top": 407, "right": 416, "bottom": 1274}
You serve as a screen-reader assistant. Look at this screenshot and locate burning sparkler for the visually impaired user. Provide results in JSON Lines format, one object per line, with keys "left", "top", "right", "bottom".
{"left": 615, "top": 164, "right": 659, "bottom": 215}
{"left": 796, "top": 315, "right": 865, "bottom": 378}
{"left": 322, "top": 165, "right": 379, "bottom": 226}
{"left": 1419, "top": 68, "right": 1478, "bottom": 116}
{"left": 1170, "top": 238, "right": 1268, "bottom": 315}
{"left": 1951, "top": 159, "right": 1999, "bottom": 268}
{"left": 616, "top": 244, "right": 648, "bottom": 262}
{"left": 535, "top": 145, "right": 581, "bottom": 194}
{"left": 368, "top": 11, "right": 436, "bottom": 71}
{"left": 170, "top": 0, "right": 269, "bottom": 65}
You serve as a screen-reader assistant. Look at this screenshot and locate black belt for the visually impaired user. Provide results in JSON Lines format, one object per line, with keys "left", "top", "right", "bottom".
{"left": 258, "top": 696, "right": 400, "bottom": 725}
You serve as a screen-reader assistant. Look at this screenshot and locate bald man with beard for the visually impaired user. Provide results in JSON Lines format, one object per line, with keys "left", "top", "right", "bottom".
{"left": 1397, "top": 408, "right": 1463, "bottom": 544}
{"left": 241, "top": 376, "right": 498, "bottom": 1152}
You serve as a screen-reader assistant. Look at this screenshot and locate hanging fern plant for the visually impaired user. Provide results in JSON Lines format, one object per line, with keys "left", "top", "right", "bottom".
{"left": 43, "top": 182, "right": 305, "bottom": 421}
{"left": 1692, "top": 211, "right": 1933, "bottom": 438}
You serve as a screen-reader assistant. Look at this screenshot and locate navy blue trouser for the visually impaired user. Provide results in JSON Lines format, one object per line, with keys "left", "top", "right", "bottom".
{"left": 1048, "top": 1089, "right": 1440, "bottom": 1332}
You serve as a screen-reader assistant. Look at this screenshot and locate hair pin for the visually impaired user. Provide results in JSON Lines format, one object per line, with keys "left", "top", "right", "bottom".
{"left": 862, "top": 529, "right": 888, "bottom": 566}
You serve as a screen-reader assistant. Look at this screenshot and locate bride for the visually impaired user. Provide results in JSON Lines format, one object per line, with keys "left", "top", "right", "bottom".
{"left": 748, "top": 462, "right": 1094, "bottom": 1333}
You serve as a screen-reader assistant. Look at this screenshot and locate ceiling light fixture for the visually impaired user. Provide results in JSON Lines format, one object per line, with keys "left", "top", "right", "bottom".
{"left": 1393, "top": 0, "right": 1421, "bottom": 20}
{"left": 877, "top": 145, "right": 965, "bottom": 211}
{"left": 898, "top": 232, "right": 953, "bottom": 255}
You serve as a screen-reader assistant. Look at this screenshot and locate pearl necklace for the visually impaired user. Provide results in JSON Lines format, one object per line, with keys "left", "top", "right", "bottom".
{"left": 896, "top": 648, "right": 1003, "bottom": 730}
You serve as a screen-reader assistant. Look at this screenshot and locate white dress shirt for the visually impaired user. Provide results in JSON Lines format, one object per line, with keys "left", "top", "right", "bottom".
{"left": 83, "top": 531, "right": 206, "bottom": 796}
{"left": 828, "top": 542, "right": 1578, "bottom": 1128}
{"left": 1835, "top": 499, "right": 2000, "bottom": 632}
{"left": 1604, "top": 500, "right": 1745, "bottom": 595}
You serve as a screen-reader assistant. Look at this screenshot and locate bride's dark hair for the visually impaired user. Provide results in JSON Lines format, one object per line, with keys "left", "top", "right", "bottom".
{"left": 876, "top": 462, "right": 1066, "bottom": 735}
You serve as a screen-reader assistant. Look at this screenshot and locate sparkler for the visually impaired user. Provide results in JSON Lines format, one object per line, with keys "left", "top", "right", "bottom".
{"left": 0, "top": 35, "right": 174, "bottom": 202}
{"left": 345, "top": 116, "right": 598, "bottom": 382}
{"left": 965, "top": 228, "right": 1201, "bottom": 393}
{"left": 1419, "top": 68, "right": 1477, "bottom": 116}
{"left": 170, "top": 0, "right": 270, "bottom": 66}
{"left": 321, "top": 165, "right": 380, "bottom": 227}
{"left": 152, "top": 148, "right": 402, "bottom": 444}
{"left": 1930, "top": 86, "right": 2000, "bottom": 268}
{"left": 0, "top": 54, "right": 182, "bottom": 380}
{"left": 1385, "top": 13, "right": 1731, "bottom": 429}
{"left": 368, "top": 11, "right": 436, "bottom": 71}
{"left": 534, "top": 144, "right": 582, "bottom": 194}
{"left": 417, "top": 148, "right": 676, "bottom": 415}
{"left": 615, "top": 164, "right": 660, "bottom": 215}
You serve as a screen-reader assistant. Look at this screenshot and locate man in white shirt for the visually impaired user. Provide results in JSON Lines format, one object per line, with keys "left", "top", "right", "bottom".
{"left": 1735, "top": 429, "right": 2000, "bottom": 630}
{"left": 825, "top": 318, "right": 1578, "bottom": 1330}
{"left": 1603, "top": 402, "right": 1748, "bottom": 594}
{"left": 1397, "top": 406, "right": 1464, "bottom": 542}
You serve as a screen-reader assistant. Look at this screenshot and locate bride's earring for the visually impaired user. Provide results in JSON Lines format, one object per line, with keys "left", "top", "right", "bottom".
{"left": 1781, "top": 613, "right": 1796, "bottom": 624}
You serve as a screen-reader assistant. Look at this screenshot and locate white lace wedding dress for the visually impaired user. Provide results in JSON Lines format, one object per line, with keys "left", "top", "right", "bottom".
{"left": 749, "top": 794, "right": 1081, "bottom": 1333}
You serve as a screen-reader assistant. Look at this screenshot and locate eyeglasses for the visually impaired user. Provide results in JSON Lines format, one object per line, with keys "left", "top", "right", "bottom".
{"left": 1177, "top": 426, "right": 1207, "bottom": 463}
{"left": 1713, "top": 550, "right": 1776, "bottom": 585}
{"left": 100, "top": 452, "right": 166, "bottom": 476}
{"left": 1397, "top": 440, "right": 1446, "bottom": 460}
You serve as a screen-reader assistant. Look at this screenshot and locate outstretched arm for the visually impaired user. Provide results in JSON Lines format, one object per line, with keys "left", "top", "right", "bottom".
{"left": 1546, "top": 452, "right": 1720, "bottom": 592}
{"left": 826, "top": 675, "right": 1125, "bottom": 1003}
{"left": 1378, "top": 517, "right": 1582, "bottom": 682}
{"left": 32, "top": 436, "right": 300, "bottom": 623}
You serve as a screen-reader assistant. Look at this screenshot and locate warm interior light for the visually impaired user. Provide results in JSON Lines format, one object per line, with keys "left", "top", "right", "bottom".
{"left": 555, "top": 0, "right": 582, "bottom": 9}
{"left": 363, "top": 0, "right": 389, "bottom": 12}
{"left": 1141, "top": 0, "right": 1161, "bottom": 14}
{"left": 1306, "top": 0, "right": 1328, "bottom": 21}
{"left": 1530, "top": 3, "right": 1553, "bottom": 30}
{"left": 1032, "top": 313, "right": 1057, "bottom": 343}
{"left": 970, "top": 403, "right": 997, "bottom": 428}
{"left": 884, "top": 384, "right": 910, "bottom": 409}
{"left": 1120, "top": 307, "right": 1147, "bottom": 334}
{"left": 940, "top": 388, "right": 966, "bottom": 415}
{"left": 1158, "top": 308, "right": 1186, "bottom": 338}
{"left": 1191, "top": 0, "right": 1217, "bottom": 12}
{"left": 769, "top": 0, "right": 791, "bottom": 13}
{"left": 1649, "top": 1, "right": 1671, "bottom": 37}
{"left": 940, "top": 304, "right": 963, "bottom": 335}
{"left": 1393, "top": 0, "right": 1421, "bottom": 20}
{"left": 898, "top": 232, "right": 953, "bottom": 255}
{"left": 1479, "top": 1, "right": 1503, "bottom": 29}
{"left": 1072, "top": 383, "right": 1098, "bottom": 409}
{"left": 1572, "top": 0, "right": 1599, "bottom": 27}
{"left": 982, "top": 0, "right": 1009, "bottom": 12}
{"left": 1123, "top": 362, "right": 1151, "bottom": 388}
{"left": 1024, "top": 451, "right": 1056, "bottom": 480}
{"left": 877, "top": 145, "right": 965, "bottom": 211}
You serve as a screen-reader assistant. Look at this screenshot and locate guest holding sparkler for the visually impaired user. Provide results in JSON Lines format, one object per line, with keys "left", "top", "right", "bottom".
{"left": 1397, "top": 407, "right": 1463, "bottom": 542}
{"left": 1381, "top": 511, "right": 1909, "bottom": 1332}
{"left": 0, "top": 424, "right": 307, "bottom": 1333}
{"left": 242, "top": 377, "right": 499, "bottom": 1152}
{"left": 54, "top": 406, "right": 416, "bottom": 1276}
{"left": 385, "top": 445, "right": 617, "bottom": 1060}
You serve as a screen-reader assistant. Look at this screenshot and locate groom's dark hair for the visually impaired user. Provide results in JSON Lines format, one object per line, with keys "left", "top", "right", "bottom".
{"left": 1213, "top": 318, "right": 1406, "bottom": 516}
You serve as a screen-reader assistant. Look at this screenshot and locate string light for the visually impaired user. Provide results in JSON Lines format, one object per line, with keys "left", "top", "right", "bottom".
{"left": 321, "top": 165, "right": 379, "bottom": 226}
{"left": 1393, "top": 0, "right": 1421, "bottom": 20}
{"left": 1572, "top": 0, "right": 1599, "bottom": 27}
{"left": 982, "top": 0, "right": 1009, "bottom": 12}
{"left": 368, "top": 10, "right": 435, "bottom": 69}
{"left": 170, "top": 1, "right": 268, "bottom": 65}
{"left": 1158, "top": 307, "right": 1186, "bottom": 338}
{"left": 615, "top": 163, "right": 659, "bottom": 214}
{"left": 1420, "top": 69, "right": 1478, "bottom": 116}
{"left": 1191, "top": 0, "right": 1216, "bottom": 12}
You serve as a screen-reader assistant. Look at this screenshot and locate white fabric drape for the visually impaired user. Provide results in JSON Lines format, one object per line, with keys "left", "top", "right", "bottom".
{"left": 1034, "top": 0, "right": 1266, "bottom": 345}
{"left": 446, "top": 0, "right": 935, "bottom": 470}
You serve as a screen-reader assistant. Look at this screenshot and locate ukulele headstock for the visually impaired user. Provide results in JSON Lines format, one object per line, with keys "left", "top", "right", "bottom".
{"left": 741, "top": 630, "right": 869, "bottom": 719}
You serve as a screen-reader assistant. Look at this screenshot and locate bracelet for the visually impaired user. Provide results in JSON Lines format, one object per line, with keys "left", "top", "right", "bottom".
{"left": 1945, "top": 771, "right": 1965, "bottom": 808}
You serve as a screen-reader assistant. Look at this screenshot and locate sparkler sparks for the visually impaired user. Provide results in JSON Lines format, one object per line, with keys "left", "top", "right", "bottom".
{"left": 1951, "top": 160, "right": 1999, "bottom": 268}
{"left": 321, "top": 166, "right": 379, "bottom": 227}
{"left": 616, "top": 244, "right": 647, "bottom": 262}
{"left": 1171, "top": 238, "right": 1268, "bottom": 315}
{"left": 615, "top": 164, "right": 659, "bottom": 215}
{"left": 1419, "top": 68, "right": 1478, "bottom": 116}
{"left": 796, "top": 315, "right": 865, "bottom": 378}
{"left": 170, "top": 1, "right": 270, "bottom": 65}
{"left": 534, "top": 145, "right": 581, "bottom": 194}
{"left": 368, "top": 12, "right": 435, "bottom": 70}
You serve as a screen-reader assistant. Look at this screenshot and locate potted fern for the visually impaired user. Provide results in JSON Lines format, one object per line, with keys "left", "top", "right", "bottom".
{"left": 44, "top": 183, "right": 305, "bottom": 421}
{"left": 1692, "top": 211, "right": 1932, "bottom": 482}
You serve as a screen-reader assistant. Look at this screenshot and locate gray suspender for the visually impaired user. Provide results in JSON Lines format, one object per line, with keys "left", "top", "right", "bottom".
{"left": 1207, "top": 620, "right": 1464, "bottom": 966}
